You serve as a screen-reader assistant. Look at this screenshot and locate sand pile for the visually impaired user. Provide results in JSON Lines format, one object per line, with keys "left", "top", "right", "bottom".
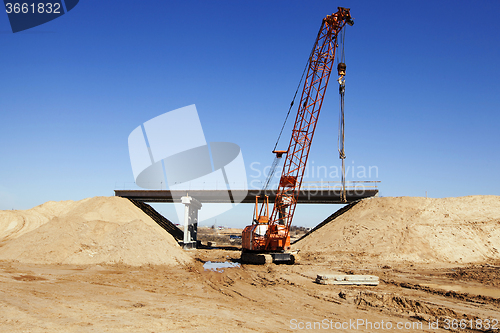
{"left": 0, "top": 200, "right": 78, "bottom": 244}
{"left": 0, "top": 197, "right": 191, "bottom": 266}
{"left": 295, "top": 196, "right": 500, "bottom": 264}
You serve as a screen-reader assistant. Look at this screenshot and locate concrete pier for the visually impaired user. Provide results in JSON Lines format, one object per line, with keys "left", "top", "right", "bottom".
{"left": 181, "top": 195, "right": 202, "bottom": 249}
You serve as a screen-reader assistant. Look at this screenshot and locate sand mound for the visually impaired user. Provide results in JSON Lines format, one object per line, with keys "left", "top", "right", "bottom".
{"left": 0, "top": 197, "right": 191, "bottom": 266}
{"left": 295, "top": 196, "right": 500, "bottom": 264}
{"left": 0, "top": 200, "right": 78, "bottom": 244}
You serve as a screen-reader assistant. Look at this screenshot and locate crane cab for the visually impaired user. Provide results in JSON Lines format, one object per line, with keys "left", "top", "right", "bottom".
{"left": 241, "top": 195, "right": 295, "bottom": 264}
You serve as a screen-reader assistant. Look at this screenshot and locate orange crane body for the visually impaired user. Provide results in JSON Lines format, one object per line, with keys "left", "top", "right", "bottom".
{"left": 242, "top": 8, "right": 354, "bottom": 261}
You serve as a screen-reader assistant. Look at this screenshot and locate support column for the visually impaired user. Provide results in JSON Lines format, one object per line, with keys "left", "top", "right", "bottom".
{"left": 181, "top": 195, "right": 202, "bottom": 249}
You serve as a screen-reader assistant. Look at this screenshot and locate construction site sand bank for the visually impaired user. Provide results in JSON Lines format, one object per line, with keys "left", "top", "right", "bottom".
{"left": 295, "top": 195, "right": 500, "bottom": 264}
{"left": 0, "top": 197, "right": 191, "bottom": 266}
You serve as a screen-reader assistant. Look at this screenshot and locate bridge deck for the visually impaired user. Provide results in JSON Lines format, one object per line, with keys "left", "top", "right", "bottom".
{"left": 114, "top": 188, "right": 378, "bottom": 204}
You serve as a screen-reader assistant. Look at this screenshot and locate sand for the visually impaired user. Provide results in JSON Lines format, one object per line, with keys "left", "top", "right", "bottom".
{"left": 0, "top": 197, "right": 191, "bottom": 266}
{"left": 2, "top": 195, "right": 500, "bottom": 266}
{"left": 0, "top": 199, "right": 77, "bottom": 244}
{"left": 295, "top": 195, "right": 500, "bottom": 264}
{"left": 1, "top": 195, "right": 500, "bottom": 332}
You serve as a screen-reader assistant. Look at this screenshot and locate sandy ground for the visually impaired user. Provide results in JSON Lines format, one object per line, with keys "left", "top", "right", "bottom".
{"left": 296, "top": 196, "right": 500, "bottom": 264}
{"left": 1, "top": 251, "right": 500, "bottom": 332}
{"left": 1, "top": 195, "right": 499, "bottom": 332}
{"left": 0, "top": 197, "right": 190, "bottom": 266}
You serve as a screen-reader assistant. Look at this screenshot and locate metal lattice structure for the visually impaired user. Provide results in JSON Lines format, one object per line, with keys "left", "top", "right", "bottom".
{"left": 264, "top": 7, "right": 353, "bottom": 250}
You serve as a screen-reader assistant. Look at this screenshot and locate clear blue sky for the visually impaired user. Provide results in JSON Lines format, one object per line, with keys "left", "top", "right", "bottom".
{"left": 1, "top": 1, "right": 499, "bottom": 227}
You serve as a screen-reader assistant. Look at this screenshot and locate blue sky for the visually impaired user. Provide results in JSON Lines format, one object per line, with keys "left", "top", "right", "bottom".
{"left": 1, "top": 1, "right": 499, "bottom": 227}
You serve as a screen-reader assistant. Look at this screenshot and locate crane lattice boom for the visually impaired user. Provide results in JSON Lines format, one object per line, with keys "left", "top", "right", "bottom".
{"left": 242, "top": 7, "right": 353, "bottom": 255}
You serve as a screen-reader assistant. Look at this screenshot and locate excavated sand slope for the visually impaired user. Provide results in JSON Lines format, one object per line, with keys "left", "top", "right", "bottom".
{"left": 0, "top": 197, "right": 191, "bottom": 266}
{"left": 295, "top": 196, "right": 500, "bottom": 264}
{"left": 0, "top": 200, "right": 77, "bottom": 244}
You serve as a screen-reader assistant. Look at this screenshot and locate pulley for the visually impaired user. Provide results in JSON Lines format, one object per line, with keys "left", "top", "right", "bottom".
{"left": 337, "top": 62, "right": 346, "bottom": 77}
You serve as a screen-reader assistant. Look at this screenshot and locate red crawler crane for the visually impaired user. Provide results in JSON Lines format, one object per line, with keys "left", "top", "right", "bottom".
{"left": 241, "top": 7, "right": 354, "bottom": 264}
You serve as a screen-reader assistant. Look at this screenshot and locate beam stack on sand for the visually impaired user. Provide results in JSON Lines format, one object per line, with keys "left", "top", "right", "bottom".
{"left": 316, "top": 274, "right": 379, "bottom": 285}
